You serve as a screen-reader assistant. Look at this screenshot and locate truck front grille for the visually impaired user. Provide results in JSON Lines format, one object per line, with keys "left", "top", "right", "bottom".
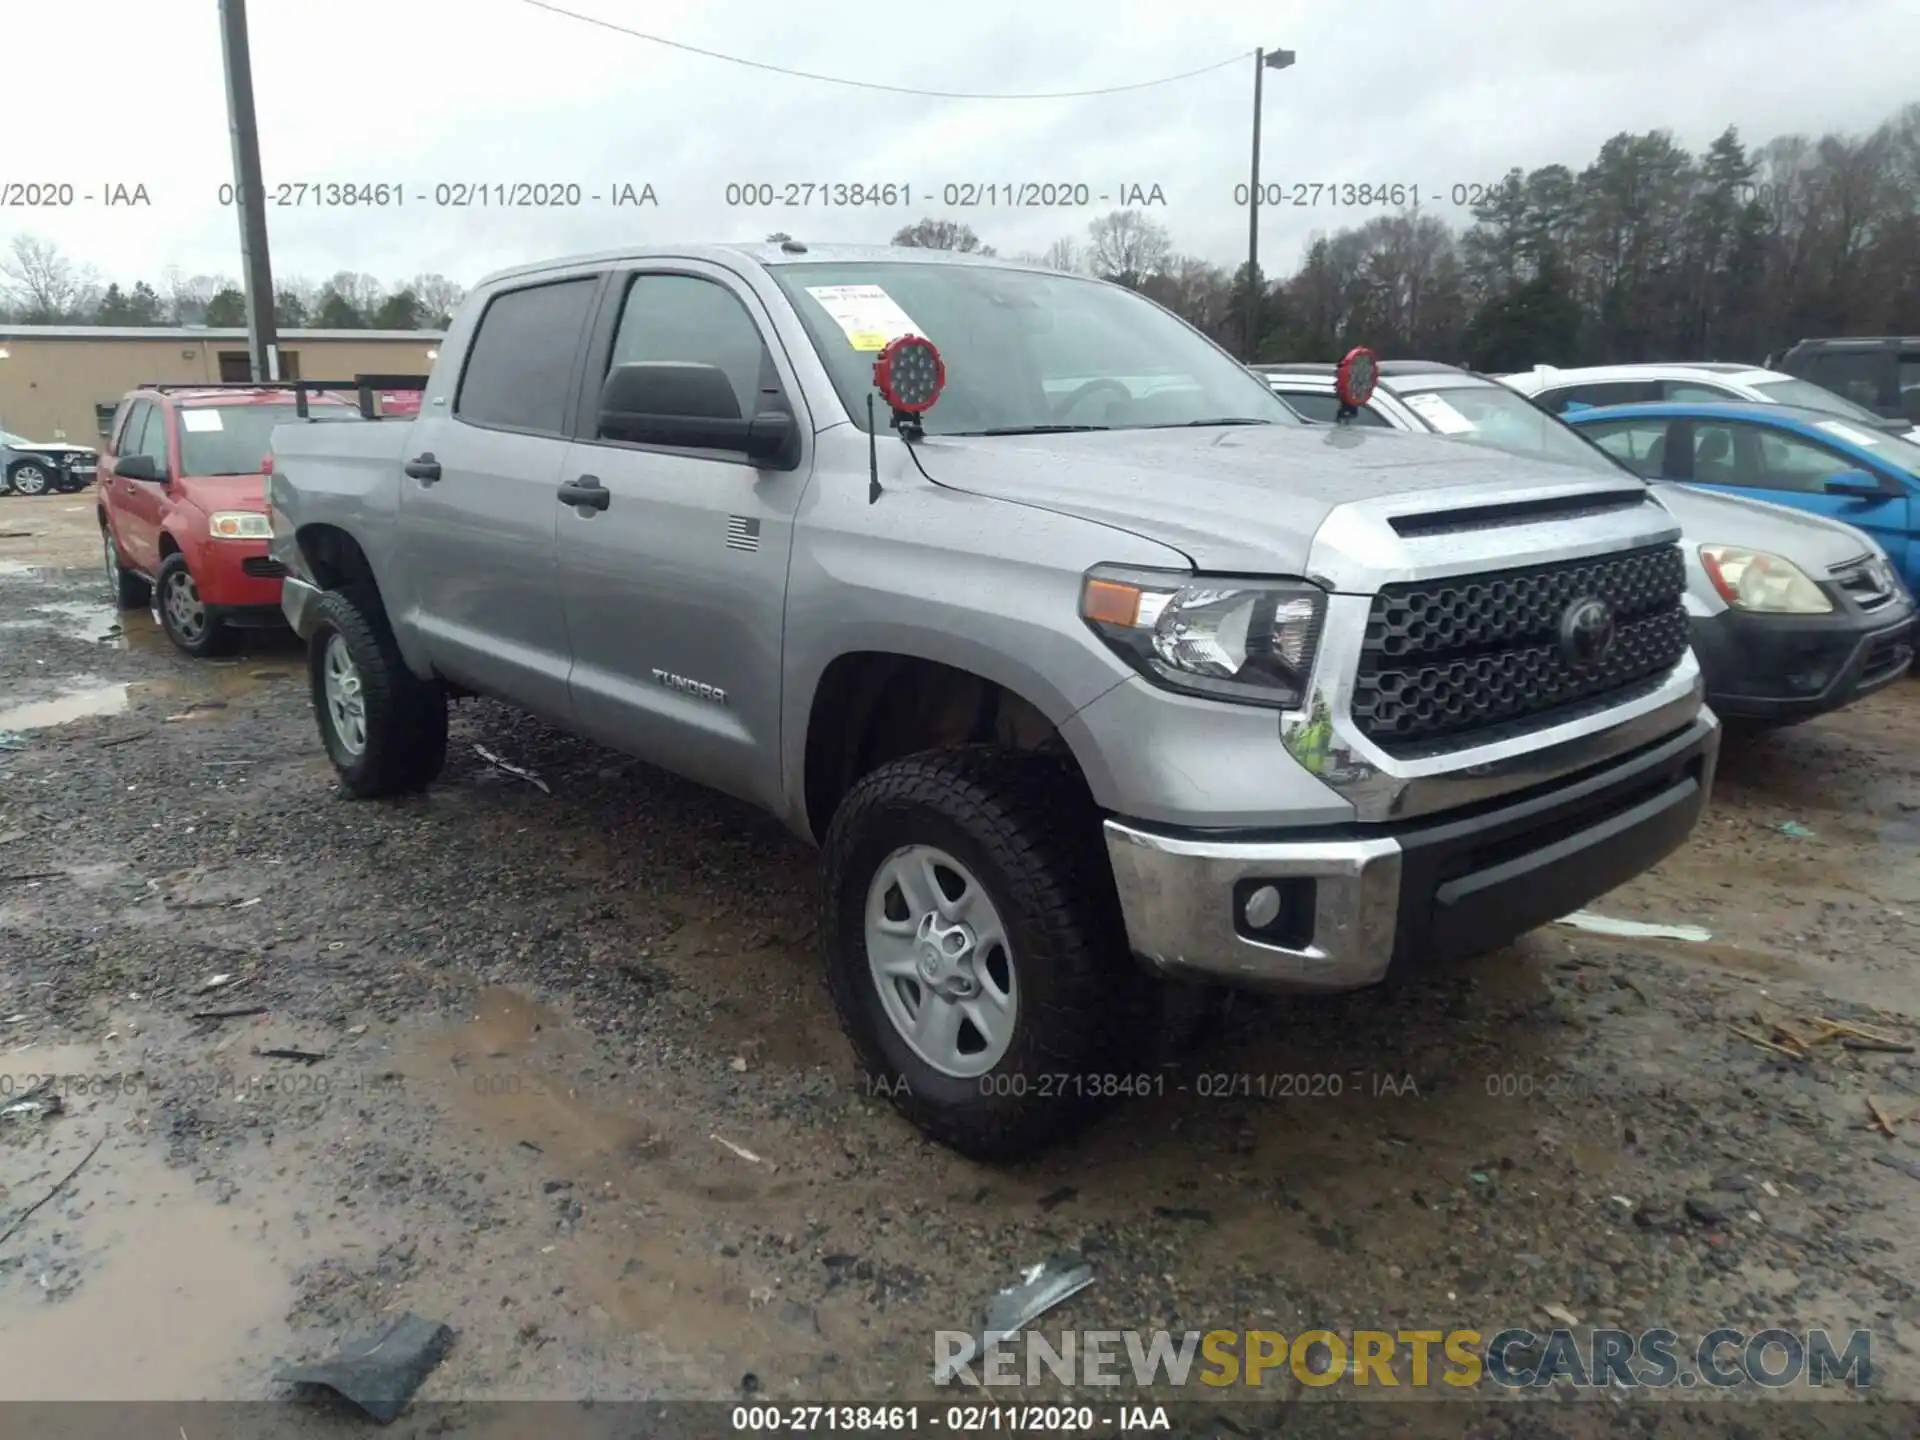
{"left": 1352, "top": 543, "right": 1690, "bottom": 753}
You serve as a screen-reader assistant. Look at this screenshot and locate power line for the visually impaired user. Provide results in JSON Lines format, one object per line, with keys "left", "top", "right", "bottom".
{"left": 518, "top": 0, "right": 1250, "bottom": 99}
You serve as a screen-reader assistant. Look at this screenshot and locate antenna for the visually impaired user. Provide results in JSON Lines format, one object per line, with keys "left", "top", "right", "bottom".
{"left": 867, "top": 393, "right": 882, "bottom": 504}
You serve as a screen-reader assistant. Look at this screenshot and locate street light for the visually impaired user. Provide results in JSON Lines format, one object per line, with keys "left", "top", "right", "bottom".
{"left": 1246, "top": 46, "right": 1296, "bottom": 362}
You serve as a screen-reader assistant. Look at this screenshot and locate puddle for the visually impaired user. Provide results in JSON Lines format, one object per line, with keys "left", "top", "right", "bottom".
{"left": 0, "top": 1048, "right": 298, "bottom": 1400}
{"left": 0, "top": 683, "right": 130, "bottom": 730}
{"left": 0, "top": 598, "right": 122, "bottom": 644}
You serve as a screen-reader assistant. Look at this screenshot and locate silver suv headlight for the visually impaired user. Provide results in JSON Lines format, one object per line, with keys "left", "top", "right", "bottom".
{"left": 1698, "top": 545, "right": 1832, "bottom": 614}
{"left": 1080, "top": 564, "right": 1326, "bottom": 708}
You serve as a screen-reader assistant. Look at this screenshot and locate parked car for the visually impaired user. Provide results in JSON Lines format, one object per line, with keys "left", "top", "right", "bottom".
{"left": 97, "top": 383, "right": 374, "bottom": 656}
{"left": 1773, "top": 336, "right": 1920, "bottom": 429}
{"left": 1, "top": 429, "right": 99, "bottom": 495}
{"left": 1499, "top": 361, "right": 1920, "bottom": 443}
{"left": 1263, "top": 363, "right": 1914, "bottom": 726}
{"left": 268, "top": 244, "right": 1719, "bottom": 1159}
{"left": 1559, "top": 400, "right": 1920, "bottom": 596}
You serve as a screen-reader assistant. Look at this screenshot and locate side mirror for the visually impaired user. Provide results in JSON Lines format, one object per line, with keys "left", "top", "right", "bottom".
{"left": 115, "top": 453, "right": 165, "bottom": 484}
{"left": 1824, "top": 469, "right": 1888, "bottom": 499}
{"left": 596, "top": 362, "right": 798, "bottom": 467}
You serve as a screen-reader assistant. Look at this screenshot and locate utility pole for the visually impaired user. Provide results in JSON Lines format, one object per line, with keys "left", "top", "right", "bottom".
{"left": 218, "top": 0, "right": 279, "bottom": 380}
{"left": 1245, "top": 46, "right": 1296, "bottom": 363}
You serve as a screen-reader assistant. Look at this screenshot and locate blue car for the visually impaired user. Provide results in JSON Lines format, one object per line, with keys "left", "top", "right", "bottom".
{"left": 1561, "top": 400, "right": 1919, "bottom": 594}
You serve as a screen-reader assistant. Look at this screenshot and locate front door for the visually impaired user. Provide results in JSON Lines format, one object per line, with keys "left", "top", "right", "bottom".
{"left": 555, "top": 265, "right": 810, "bottom": 810}
{"left": 394, "top": 273, "right": 601, "bottom": 721}
{"left": 1685, "top": 419, "right": 1913, "bottom": 571}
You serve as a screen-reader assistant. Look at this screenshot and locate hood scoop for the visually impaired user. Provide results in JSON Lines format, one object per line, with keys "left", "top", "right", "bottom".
{"left": 1387, "top": 486, "right": 1655, "bottom": 539}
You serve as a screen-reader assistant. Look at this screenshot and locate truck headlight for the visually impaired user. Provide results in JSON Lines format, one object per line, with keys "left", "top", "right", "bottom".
{"left": 209, "top": 511, "right": 273, "bottom": 540}
{"left": 1698, "top": 545, "right": 1832, "bottom": 614}
{"left": 1080, "top": 565, "right": 1325, "bottom": 707}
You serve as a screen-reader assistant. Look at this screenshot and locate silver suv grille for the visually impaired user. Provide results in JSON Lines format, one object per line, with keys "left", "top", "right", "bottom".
{"left": 1352, "top": 543, "right": 1691, "bottom": 753}
{"left": 1831, "top": 555, "right": 1898, "bottom": 612}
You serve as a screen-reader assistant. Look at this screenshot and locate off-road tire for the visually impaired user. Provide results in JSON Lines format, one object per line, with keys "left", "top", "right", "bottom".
{"left": 155, "top": 552, "right": 236, "bottom": 658}
{"left": 308, "top": 586, "right": 447, "bottom": 797}
{"left": 821, "top": 745, "right": 1152, "bottom": 1161}
{"left": 102, "top": 525, "right": 150, "bottom": 608}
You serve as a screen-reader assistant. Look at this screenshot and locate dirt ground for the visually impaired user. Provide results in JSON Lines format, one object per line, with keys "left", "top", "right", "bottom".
{"left": 3, "top": 492, "right": 1920, "bottom": 1434}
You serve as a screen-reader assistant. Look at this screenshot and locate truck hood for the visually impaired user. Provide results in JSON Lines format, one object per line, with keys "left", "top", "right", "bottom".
{"left": 1651, "top": 481, "right": 1879, "bottom": 569}
{"left": 908, "top": 424, "right": 1639, "bottom": 575}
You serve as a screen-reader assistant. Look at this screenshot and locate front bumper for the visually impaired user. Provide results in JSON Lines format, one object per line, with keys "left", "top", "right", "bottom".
{"left": 1104, "top": 712, "right": 1719, "bottom": 993}
{"left": 193, "top": 539, "right": 287, "bottom": 612}
{"left": 1691, "top": 605, "right": 1914, "bottom": 721}
{"left": 281, "top": 575, "right": 323, "bottom": 639}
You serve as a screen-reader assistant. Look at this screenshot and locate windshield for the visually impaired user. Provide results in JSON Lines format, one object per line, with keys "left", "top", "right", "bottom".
{"left": 1748, "top": 377, "right": 1893, "bottom": 426}
{"left": 177, "top": 403, "right": 364, "bottom": 475}
{"left": 1805, "top": 417, "right": 1920, "bottom": 477}
{"left": 1389, "top": 382, "right": 1626, "bottom": 473}
{"left": 768, "top": 262, "right": 1298, "bottom": 436}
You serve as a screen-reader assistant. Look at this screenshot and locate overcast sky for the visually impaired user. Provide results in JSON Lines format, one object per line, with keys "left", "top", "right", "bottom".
{"left": 5, "top": 0, "right": 1914, "bottom": 296}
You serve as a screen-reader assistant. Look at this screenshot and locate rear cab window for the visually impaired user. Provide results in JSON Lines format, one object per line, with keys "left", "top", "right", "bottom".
{"left": 455, "top": 277, "right": 601, "bottom": 435}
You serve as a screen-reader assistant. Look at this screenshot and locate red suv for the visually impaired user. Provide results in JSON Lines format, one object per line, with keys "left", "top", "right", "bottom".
{"left": 98, "top": 385, "right": 368, "bottom": 656}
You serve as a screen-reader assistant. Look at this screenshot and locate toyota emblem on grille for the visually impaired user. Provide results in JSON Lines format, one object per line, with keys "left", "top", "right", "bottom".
{"left": 1558, "top": 596, "right": 1616, "bottom": 667}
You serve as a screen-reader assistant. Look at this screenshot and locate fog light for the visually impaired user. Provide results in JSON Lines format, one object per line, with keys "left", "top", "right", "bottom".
{"left": 1244, "top": 885, "right": 1282, "bottom": 929}
{"left": 1233, "top": 876, "right": 1315, "bottom": 949}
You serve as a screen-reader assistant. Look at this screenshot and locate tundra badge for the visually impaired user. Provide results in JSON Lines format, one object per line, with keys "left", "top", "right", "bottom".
{"left": 653, "top": 669, "right": 728, "bottom": 706}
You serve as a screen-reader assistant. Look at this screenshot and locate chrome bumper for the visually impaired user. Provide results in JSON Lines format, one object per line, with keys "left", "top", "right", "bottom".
{"left": 280, "top": 575, "right": 323, "bottom": 639}
{"left": 1104, "top": 712, "right": 1719, "bottom": 994}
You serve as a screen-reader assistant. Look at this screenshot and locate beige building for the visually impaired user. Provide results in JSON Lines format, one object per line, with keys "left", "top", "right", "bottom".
{"left": 0, "top": 326, "right": 445, "bottom": 443}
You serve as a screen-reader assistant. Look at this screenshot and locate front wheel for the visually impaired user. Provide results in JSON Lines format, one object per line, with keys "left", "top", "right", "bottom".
{"left": 7, "top": 462, "right": 50, "bottom": 497}
{"left": 307, "top": 586, "right": 448, "bottom": 797}
{"left": 155, "top": 553, "right": 235, "bottom": 657}
{"left": 821, "top": 747, "right": 1150, "bottom": 1160}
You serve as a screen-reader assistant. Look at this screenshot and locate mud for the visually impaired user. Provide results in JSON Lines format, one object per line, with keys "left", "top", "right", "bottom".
{"left": 3, "top": 492, "right": 1920, "bottom": 1430}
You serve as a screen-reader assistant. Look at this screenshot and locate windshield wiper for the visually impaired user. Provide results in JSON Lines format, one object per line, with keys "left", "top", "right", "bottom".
{"left": 1167, "top": 417, "right": 1274, "bottom": 427}
{"left": 963, "top": 424, "right": 1112, "bottom": 436}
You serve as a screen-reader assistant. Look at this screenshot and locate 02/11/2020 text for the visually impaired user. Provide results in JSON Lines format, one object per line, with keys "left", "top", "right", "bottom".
{"left": 215, "top": 182, "right": 660, "bottom": 208}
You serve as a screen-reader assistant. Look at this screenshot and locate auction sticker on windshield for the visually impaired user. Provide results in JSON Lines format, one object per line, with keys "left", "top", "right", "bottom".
{"left": 180, "top": 410, "right": 224, "bottom": 432}
{"left": 805, "top": 284, "right": 926, "bottom": 351}
{"left": 1815, "top": 420, "right": 1882, "bottom": 447}
{"left": 1401, "top": 391, "right": 1475, "bottom": 435}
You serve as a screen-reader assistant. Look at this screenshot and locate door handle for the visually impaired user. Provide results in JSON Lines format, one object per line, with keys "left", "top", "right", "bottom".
{"left": 403, "top": 453, "right": 441, "bottom": 482}
{"left": 557, "top": 475, "right": 609, "bottom": 511}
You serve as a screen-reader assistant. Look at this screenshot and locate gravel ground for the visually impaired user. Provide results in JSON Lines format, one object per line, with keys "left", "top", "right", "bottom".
{"left": 4, "top": 493, "right": 1920, "bottom": 1435}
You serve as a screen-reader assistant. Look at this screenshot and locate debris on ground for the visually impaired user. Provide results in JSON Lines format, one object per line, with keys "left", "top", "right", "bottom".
{"left": 473, "top": 745, "right": 550, "bottom": 794}
{"left": 256, "top": 1047, "right": 329, "bottom": 1065}
{"left": 0, "top": 1077, "right": 63, "bottom": 1123}
{"left": 0, "top": 1135, "right": 104, "bottom": 1247}
{"left": 196, "top": 973, "right": 242, "bottom": 994}
{"left": 1542, "top": 1303, "right": 1580, "bottom": 1326}
{"left": 712, "top": 1134, "right": 765, "bottom": 1165}
{"left": 1777, "top": 820, "right": 1818, "bottom": 839}
{"left": 1868, "top": 1096, "right": 1899, "bottom": 1138}
{"left": 275, "top": 1310, "right": 455, "bottom": 1423}
{"left": 1734, "top": 1014, "right": 1910, "bottom": 1062}
{"left": 0, "top": 732, "right": 26, "bottom": 751}
{"left": 935, "top": 1255, "right": 1097, "bottom": 1383}
{"left": 190, "top": 1005, "right": 270, "bottom": 1021}
{"left": 1036, "top": 1186, "right": 1078, "bottom": 1211}
{"left": 1555, "top": 911, "right": 1711, "bottom": 941}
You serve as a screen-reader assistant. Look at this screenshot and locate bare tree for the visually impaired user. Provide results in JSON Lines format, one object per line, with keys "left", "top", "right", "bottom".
{"left": 891, "top": 218, "right": 994, "bottom": 254}
{"left": 1, "top": 235, "right": 101, "bottom": 322}
{"left": 325, "top": 271, "right": 387, "bottom": 316}
{"left": 1085, "top": 211, "right": 1172, "bottom": 288}
{"left": 408, "top": 272, "right": 466, "bottom": 327}
{"left": 1041, "top": 236, "right": 1083, "bottom": 273}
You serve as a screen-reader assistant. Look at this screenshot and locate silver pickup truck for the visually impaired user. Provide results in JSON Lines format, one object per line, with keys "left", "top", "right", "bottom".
{"left": 267, "top": 242, "right": 1720, "bottom": 1158}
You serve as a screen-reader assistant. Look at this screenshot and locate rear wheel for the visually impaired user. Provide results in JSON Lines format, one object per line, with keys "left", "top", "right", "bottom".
{"left": 155, "top": 553, "right": 235, "bottom": 657}
{"left": 102, "top": 525, "right": 150, "bottom": 608}
{"left": 821, "top": 747, "right": 1152, "bottom": 1160}
{"left": 308, "top": 586, "right": 447, "bottom": 797}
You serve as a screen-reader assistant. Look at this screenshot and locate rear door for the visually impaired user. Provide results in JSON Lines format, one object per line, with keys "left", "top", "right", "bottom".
{"left": 554, "top": 263, "right": 810, "bottom": 810}
{"left": 396, "top": 272, "right": 602, "bottom": 720}
{"left": 1683, "top": 418, "right": 1911, "bottom": 563}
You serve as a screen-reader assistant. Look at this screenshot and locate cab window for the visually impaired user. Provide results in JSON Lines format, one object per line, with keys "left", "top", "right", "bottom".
{"left": 1272, "top": 389, "right": 1391, "bottom": 427}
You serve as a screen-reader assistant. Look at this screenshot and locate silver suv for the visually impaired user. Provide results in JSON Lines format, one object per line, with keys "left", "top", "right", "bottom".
{"left": 266, "top": 245, "right": 1720, "bottom": 1157}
